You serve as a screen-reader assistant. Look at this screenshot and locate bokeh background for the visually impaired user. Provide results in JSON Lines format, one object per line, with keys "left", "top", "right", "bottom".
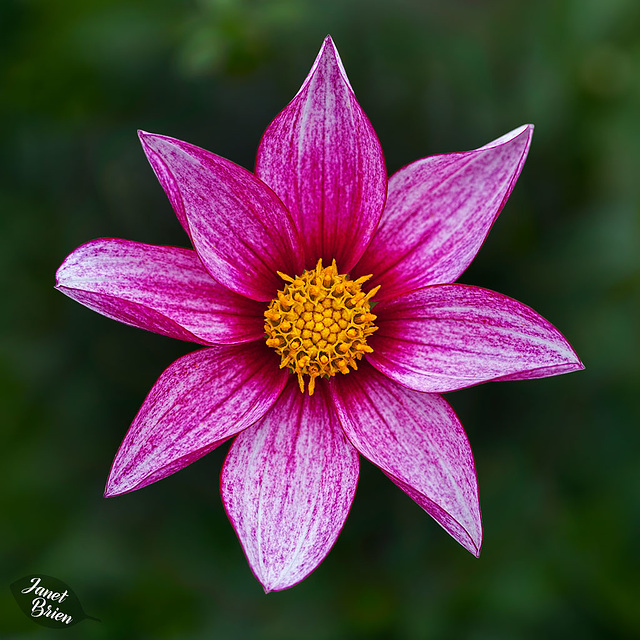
{"left": 2, "top": 0, "right": 639, "bottom": 638}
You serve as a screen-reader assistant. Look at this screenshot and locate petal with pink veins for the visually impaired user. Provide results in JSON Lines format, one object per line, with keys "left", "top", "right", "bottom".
{"left": 368, "top": 284, "right": 584, "bottom": 393}
{"left": 139, "top": 131, "right": 304, "bottom": 301}
{"left": 105, "top": 343, "right": 287, "bottom": 497}
{"left": 256, "top": 35, "right": 387, "bottom": 272}
{"left": 354, "top": 125, "right": 533, "bottom": 300}
{"left": 331, "top": 363, "right": 482, "bottom": 556}
{"left": 55, "top": 238, "right": 266, "bottom": 345}
{"left": 221, "top": 379, "right": 359, "bottom": 592}
{"left": 141, "top": 134, "right": 191, "bottom": 238}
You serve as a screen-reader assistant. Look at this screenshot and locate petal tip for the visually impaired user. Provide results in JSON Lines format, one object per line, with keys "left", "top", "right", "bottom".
{"left": 104, "top": 470, "right": 137, "bottom": 498}
{"left": 482, "top": 123, "right": 534, "bottom": 150}
{"left": 104, "top": 476, "right": 138, "bottom": 498}
{"left": 296, "top": 34, "right": 351, "bottom": 98}
{"left": 256, "top": 575, "right": 300, "bottom": 593}
{"left": 471, "top": 532, "right": 483, "bottom": 558}
{"left": 103, "top": 484, "right": 118, "bottom": 499}
{"left": 137, "top": 131, "right": 181, "bottom": 159}
{"left": 513, "top": 123, "right": 535, "bottom": 138}
{"left": 138, "top": 130, "right": 166, "bottom": 153}
{"left": 319, "top": 33, "right": 338, "bottom": 57}
{"left": 558, "top": 337, "right": 585, "bottom": 374}
{"left": 460, "top": 521, "right": 483, "bottom": 558}
{"left": 137, "top": 129, "right": 154, "bottom": 145}
{"left": 320, "top": 34, "right": 350, "bottom": 89}
{"left": 518, "top": 123, "right": 534, "bottom": 146}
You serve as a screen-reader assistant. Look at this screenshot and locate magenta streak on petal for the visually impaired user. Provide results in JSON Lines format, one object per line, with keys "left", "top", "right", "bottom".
{"left": 330, "top": 363, "right": 482, "bottom": 556}
{"left": 140, "top": 133, "right": 191, "bottom": 239}
{"left": 221, "top": 379, "right": 359, "bottom": 592}
{"left": 354, "top": 125, "right": 533, "bottom": 301}
{"left": 55, "top": 238, "right": 266, "bottom": 345}
{"left": 139, "top": 131, "right": 304, "bottom": 301}
{"left": 368, "top": 284, "right": 585, "bottom": 393}
{"left": 104, "top": 343, "right": 287, "bottom": 497}
{"left": 255, "top": 35, "right": 387, "bottom": 273}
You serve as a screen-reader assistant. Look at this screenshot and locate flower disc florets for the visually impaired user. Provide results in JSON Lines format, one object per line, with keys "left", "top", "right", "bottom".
{"left": 265, "top": 259, "right": 379, "bottom": 396}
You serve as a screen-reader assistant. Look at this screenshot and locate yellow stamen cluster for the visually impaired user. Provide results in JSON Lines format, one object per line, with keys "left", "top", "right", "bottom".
{"left": 265, "top": 259, "right": 379, "bottom": 396}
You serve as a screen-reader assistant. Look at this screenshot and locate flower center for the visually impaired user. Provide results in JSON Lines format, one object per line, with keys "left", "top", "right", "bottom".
{"left": 265, "top": 259, "right": 379, "bottom": 396}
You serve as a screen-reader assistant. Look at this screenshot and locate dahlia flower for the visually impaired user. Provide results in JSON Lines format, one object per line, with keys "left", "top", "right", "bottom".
{"left": 55, "top": 36, "right": 583, "bottom": 591}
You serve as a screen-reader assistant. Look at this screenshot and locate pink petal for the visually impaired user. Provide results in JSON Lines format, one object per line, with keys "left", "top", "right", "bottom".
{"left": 55, "top": 238, "right": 266, "bottom": 345}
{"left": 104, "top": 343, "right": 287, "bottom": 497}
{"left": 368, "top": 284, "right": 584, "bottom": 393}
{"left": 139, "top": 131, "right": 304, "bottom": 302}
{"left": 255, "top": 35, "right": 387, "bottom": 272}
{"left": 221, "top": 379, "right": 359, "bottom": 592}
{"left": 141, "top": 133, "right": 191, "bottom": 238}
{"left": 331, "top": 364, "right": 481, "bottom": 556}
{"left": 354, "top": 125, "right": 533, "bottom": 301}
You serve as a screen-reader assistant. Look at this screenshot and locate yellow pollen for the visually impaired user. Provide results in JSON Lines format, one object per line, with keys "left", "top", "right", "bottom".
{"left": 265, "top": 259, "right": 379, "bottom": 395}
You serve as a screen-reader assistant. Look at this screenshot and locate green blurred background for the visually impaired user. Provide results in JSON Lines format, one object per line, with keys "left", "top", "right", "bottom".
{"left": 2, "top": 0, "right": 638, "bottom": 638}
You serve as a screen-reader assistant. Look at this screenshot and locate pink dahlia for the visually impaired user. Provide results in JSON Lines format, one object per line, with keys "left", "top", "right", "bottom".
{"left": 55, "top": 36, "right": 583, "bottom": 591}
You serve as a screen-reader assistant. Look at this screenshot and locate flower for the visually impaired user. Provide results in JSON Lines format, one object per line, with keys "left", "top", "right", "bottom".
{"left": 55, "top": 36, "right": 584, "bottom": 592}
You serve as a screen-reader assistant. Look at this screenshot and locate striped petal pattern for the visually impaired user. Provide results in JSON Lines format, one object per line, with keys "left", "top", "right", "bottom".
{"left": 331, "top": 364, "right": 482, "bottom": 556}
{"left": 221, "top": 381, "right": 359, "bottom": 592}
{"left": 55, "top": 238, "right": 265, "bottom": 345}
{"left": 139, "top": 132, "right": 304, "bottom": 301}
{"left": 105, "top": 343, "right": 287, "bottom": 497}
{"left": 368, "top": 284, "right": 584, "bottom": 393}
{"left": 256, "top": 36, "right": 387, "bottom": 272}
{"left": 354, "top": 125, "right": 533, "bottom": 300}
